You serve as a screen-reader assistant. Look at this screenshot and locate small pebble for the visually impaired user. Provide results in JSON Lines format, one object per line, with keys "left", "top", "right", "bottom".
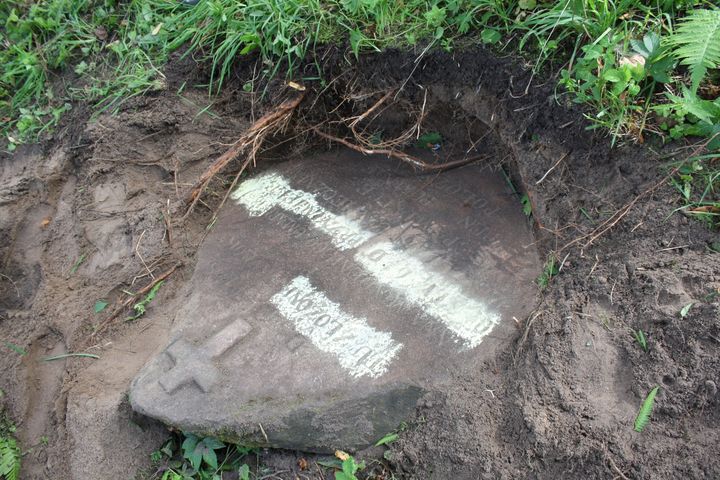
{"left": 705, "top": 380, "right": 717, "bottom": 397}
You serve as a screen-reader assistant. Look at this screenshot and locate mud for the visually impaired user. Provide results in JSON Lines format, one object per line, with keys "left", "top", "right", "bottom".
{"left": 1, "top": 45, "right": 718, "bottom": 479}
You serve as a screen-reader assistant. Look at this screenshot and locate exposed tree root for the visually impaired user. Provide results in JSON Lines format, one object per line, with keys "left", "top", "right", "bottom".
{"left": 184, "top": 93, "right": 306, "bottom": 218}
{"left": 313, "top": 128, "right": 489, "bottom": 172}
{"left": 182, "top": 83, "right": 498, "bottom": 219}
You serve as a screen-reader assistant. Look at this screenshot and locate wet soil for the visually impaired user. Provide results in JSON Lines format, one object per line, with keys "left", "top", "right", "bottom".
{"left": 1, "top": 45, "right": 719, "bottom": 479}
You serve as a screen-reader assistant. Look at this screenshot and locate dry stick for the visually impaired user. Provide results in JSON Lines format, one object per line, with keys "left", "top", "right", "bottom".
{"left": 313, "top": 128, "right": 487, "bottom": 172}
{"left": 184, "top": 93, "right": 305, "bottom": 217}
{"left": 348, "top": 89, "right": 425, "bottom": 151}
{"left": 558, "top": 166, "right": 680, "bottom": 253}
{"left": 607, "top": 456, "right": 630, "bottom": 480}
{"left": 514, "top": 311, "right": 542, "bottom": 361}
{"left": 90, "top": 263, "right": 181, "bottom": 339}
{"left": 535, "top": 153, "right": 569, "bottom": 185}
{"left": 560, "top": 133, "right": 720, "bottom": 253}
{"left": 558, "top": 137, "right": 720, "bottom": 253}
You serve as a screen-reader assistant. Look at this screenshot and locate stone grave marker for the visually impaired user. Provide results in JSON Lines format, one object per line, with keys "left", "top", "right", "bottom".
{"left": 130, "top": 149, "right": 541, "bottom": 452}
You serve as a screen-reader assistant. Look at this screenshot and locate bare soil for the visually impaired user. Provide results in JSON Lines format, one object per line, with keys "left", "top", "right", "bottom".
{"left": 1, "top": 46, "right": 718, "bottom": 479}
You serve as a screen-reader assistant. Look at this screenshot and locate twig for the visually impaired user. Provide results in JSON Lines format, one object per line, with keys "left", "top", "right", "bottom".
{"left": 586, "top": 254, "right": 600, "bottom": 280}
{"left": 205, "top": 156, "right": 254, "bottom": 234}
{"left": 559, "top": 132, "right": 719, "bottom": 252}
{"left": 607, "top": 455, "right": 630, "bottom": 480}
{"left": 559, "top": 165, "right": 680, "bottom": 253}
{"left": 313, "top": 128, "right": 487, "bottom": 172}
{"left": 514, "top": 311, "right": 542, "bottom": 361}
{"left": 162, "top": 200, "right": 173, "bottom": 246}
{"left": 348, "top": 89, "right": 394, "bottom": 130}
{"left": 0, "top": 273, "right": 20, "bottom": 298}
{"left": 657, "top": 244, "right": 690, "bottom": 252}
{"left": 134, "top": 230, "right": 154, "bottom": 280}
{"left": 536, "top": 153, "right": 569, "bottom": 185}
{"left": 258, "top": 423, "right": 269, "bottom": 443}
{"left": 90, "top": 263, "right": 181, "bottom": 339}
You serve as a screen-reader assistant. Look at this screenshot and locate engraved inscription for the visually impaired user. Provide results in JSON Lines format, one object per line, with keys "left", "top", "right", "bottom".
{"left": 234, "top": 172, "right": 503, "bottom": 348}
{"left": 232, "top": 173, "right": 372, "bottom": 251}
{"left": 271, "top": 276, "right": 402, "bottom": 378}
{"left": 355, "top": 241, "right": 500, "bottom": 348}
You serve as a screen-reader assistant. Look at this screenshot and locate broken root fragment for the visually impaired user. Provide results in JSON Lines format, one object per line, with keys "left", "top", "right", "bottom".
{"left": 184, "top": 93, "right": 306, "bottom": 218}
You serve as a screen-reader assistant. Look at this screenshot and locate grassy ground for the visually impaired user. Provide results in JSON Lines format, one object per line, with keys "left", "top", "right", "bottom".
{"left": 2, "top": 1, "right": 719, "bottom": 150}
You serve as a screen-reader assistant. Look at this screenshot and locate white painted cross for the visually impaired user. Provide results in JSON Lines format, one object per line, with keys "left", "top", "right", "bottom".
{"left": 233, "top": 173, "right": 501, "bottom": 349}
{"left": 159, "top": 319, "right": 252, "bottom": 394}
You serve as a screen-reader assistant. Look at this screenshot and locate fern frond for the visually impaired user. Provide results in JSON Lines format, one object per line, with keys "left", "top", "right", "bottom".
{"left": 0, "top": 436, "right": 21, "bottom": 480}
{"left": 634, "top": 386, "right": 660, "bottom": 433}
{"left": 666, "top": 9, "right": 720, "bottom": 93}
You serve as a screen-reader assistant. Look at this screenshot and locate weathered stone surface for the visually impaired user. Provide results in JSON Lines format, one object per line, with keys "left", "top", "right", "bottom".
{"left": 130, "top": 150, "right": 541, "bottom": 452}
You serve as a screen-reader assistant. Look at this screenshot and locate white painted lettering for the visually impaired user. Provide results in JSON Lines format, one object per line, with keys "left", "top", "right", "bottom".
{"left": 271, "top": 276, "right": 402, "bottom": 378}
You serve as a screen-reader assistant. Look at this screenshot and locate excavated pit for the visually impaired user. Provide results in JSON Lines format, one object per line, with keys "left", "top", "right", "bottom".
{"left": 1, "top": 47, "right": 718, "bottom": 479}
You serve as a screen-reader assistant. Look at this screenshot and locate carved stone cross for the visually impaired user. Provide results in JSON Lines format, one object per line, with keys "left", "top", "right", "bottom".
{"left": 159, "top": 318, "right": 252, "bottom": 394}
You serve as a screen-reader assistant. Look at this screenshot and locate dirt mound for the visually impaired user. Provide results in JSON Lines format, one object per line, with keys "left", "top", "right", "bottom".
{"left": 1, "top": 46, "right": 718, "bottom": 479}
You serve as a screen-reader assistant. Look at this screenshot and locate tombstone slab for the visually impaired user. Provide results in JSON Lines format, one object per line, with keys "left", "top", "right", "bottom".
{"left": 130, "top": 150, "right": 541, "bottom": 452}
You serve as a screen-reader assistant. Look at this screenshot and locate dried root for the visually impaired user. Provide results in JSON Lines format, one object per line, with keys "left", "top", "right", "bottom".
{"left": 184, "top": 93, "right": 306, "bottom": 218}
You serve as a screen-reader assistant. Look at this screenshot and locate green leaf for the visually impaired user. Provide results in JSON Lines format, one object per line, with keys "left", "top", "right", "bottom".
{"left": 69, "top": 253, "right": 87, "bottom": 275}
{"left": 416, "top": 131, "right": 442, "bottom": 149}
{"left": 480, "top": 28, "right": 501, "bottom": 45}
{"left": 94, "top": 300, "right": 108, "bottom": 313}
{"left": 680, "top": 302, "right": 693, "bottom": 318}
{"left": 181, "top": 433, "right": 199, "bottom": 460}
{"left": 200, "top": 443, "right": 218, "bottom": 470}
{"left": 631, "top": 32, "right": 661, "bottom": 59}
{"left": 520, "top": 194, "right": 532, "bottom": 217}
{"left": 424, "top": 6, "right": 446, "bottom": 28}
{"left": 602, "top": 68, "right": 625, "bottom": 83}
{"left": 518, "top": 0, "right": 536, "bottom": 9}
{"left": 349, "top": 28, "right": 363, "bottom": 58}
{"left": 647, "top": 55, "right": 674, "bottom": 83}
{"left": 335, "top": 473, "right": 356, "bottom": 480}
{"left": 0, "top": 436, "right": 21, "bottom": 480}
{"left": 633, "top": 329, "right": 648, "bottom": 352}
{"left": 634, "top": 386, "right": 659, "bottom": 432}
{"left": 375, "top": 432, "right": 398, "bottom": 446}
{"left": 42, "top": 353, "right": 99, "bottom": 361}
{"left": 202, "top": 438, "right": 225, "bottom": 450}
{"left": 317, "top": 459, "right": 343, "bottom": 469}
{"left": 666, "top": 9, "right": 720, "bottom": 93}
{"left": 3, "top": 342, "right": 27, "bottom": 356}
{"left": 238, "top": 464, "right": 250, "bottom": 480}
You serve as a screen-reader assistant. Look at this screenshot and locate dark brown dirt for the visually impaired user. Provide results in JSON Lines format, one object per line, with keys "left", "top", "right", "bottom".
{"left": 1, "top": 45, "right": 718, "bottom": 479}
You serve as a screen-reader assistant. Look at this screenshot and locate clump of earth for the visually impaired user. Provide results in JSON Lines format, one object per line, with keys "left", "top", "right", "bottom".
{"left": 1, "top": 47, "right": 718, "bottom": 479}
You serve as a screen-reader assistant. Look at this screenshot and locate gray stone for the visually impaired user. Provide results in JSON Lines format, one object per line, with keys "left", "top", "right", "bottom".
{"left": 130, "top": 150, "right": 541, "bottom": 452}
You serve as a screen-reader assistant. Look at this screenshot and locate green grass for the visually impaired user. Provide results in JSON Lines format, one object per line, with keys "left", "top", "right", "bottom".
{"left": 3, "top": 1, "right": 719, "bottom": 152}
{"left": 1, "top": 0, "right": 175, "bottom": 150}
{"left": 669, "top": 153, "right": 720, "bottom": 229}
{"left": 2, "top": 1, "right": 720, "bottom": 231}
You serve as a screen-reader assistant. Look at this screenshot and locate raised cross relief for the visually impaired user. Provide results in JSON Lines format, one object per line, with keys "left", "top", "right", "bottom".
{"left": 159, "top": 318, "right": 252, "bottom": 394}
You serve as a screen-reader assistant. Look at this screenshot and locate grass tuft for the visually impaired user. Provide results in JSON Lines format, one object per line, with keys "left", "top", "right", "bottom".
{"left": 1, "top": 0, "right": 719, "bottom": 154}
